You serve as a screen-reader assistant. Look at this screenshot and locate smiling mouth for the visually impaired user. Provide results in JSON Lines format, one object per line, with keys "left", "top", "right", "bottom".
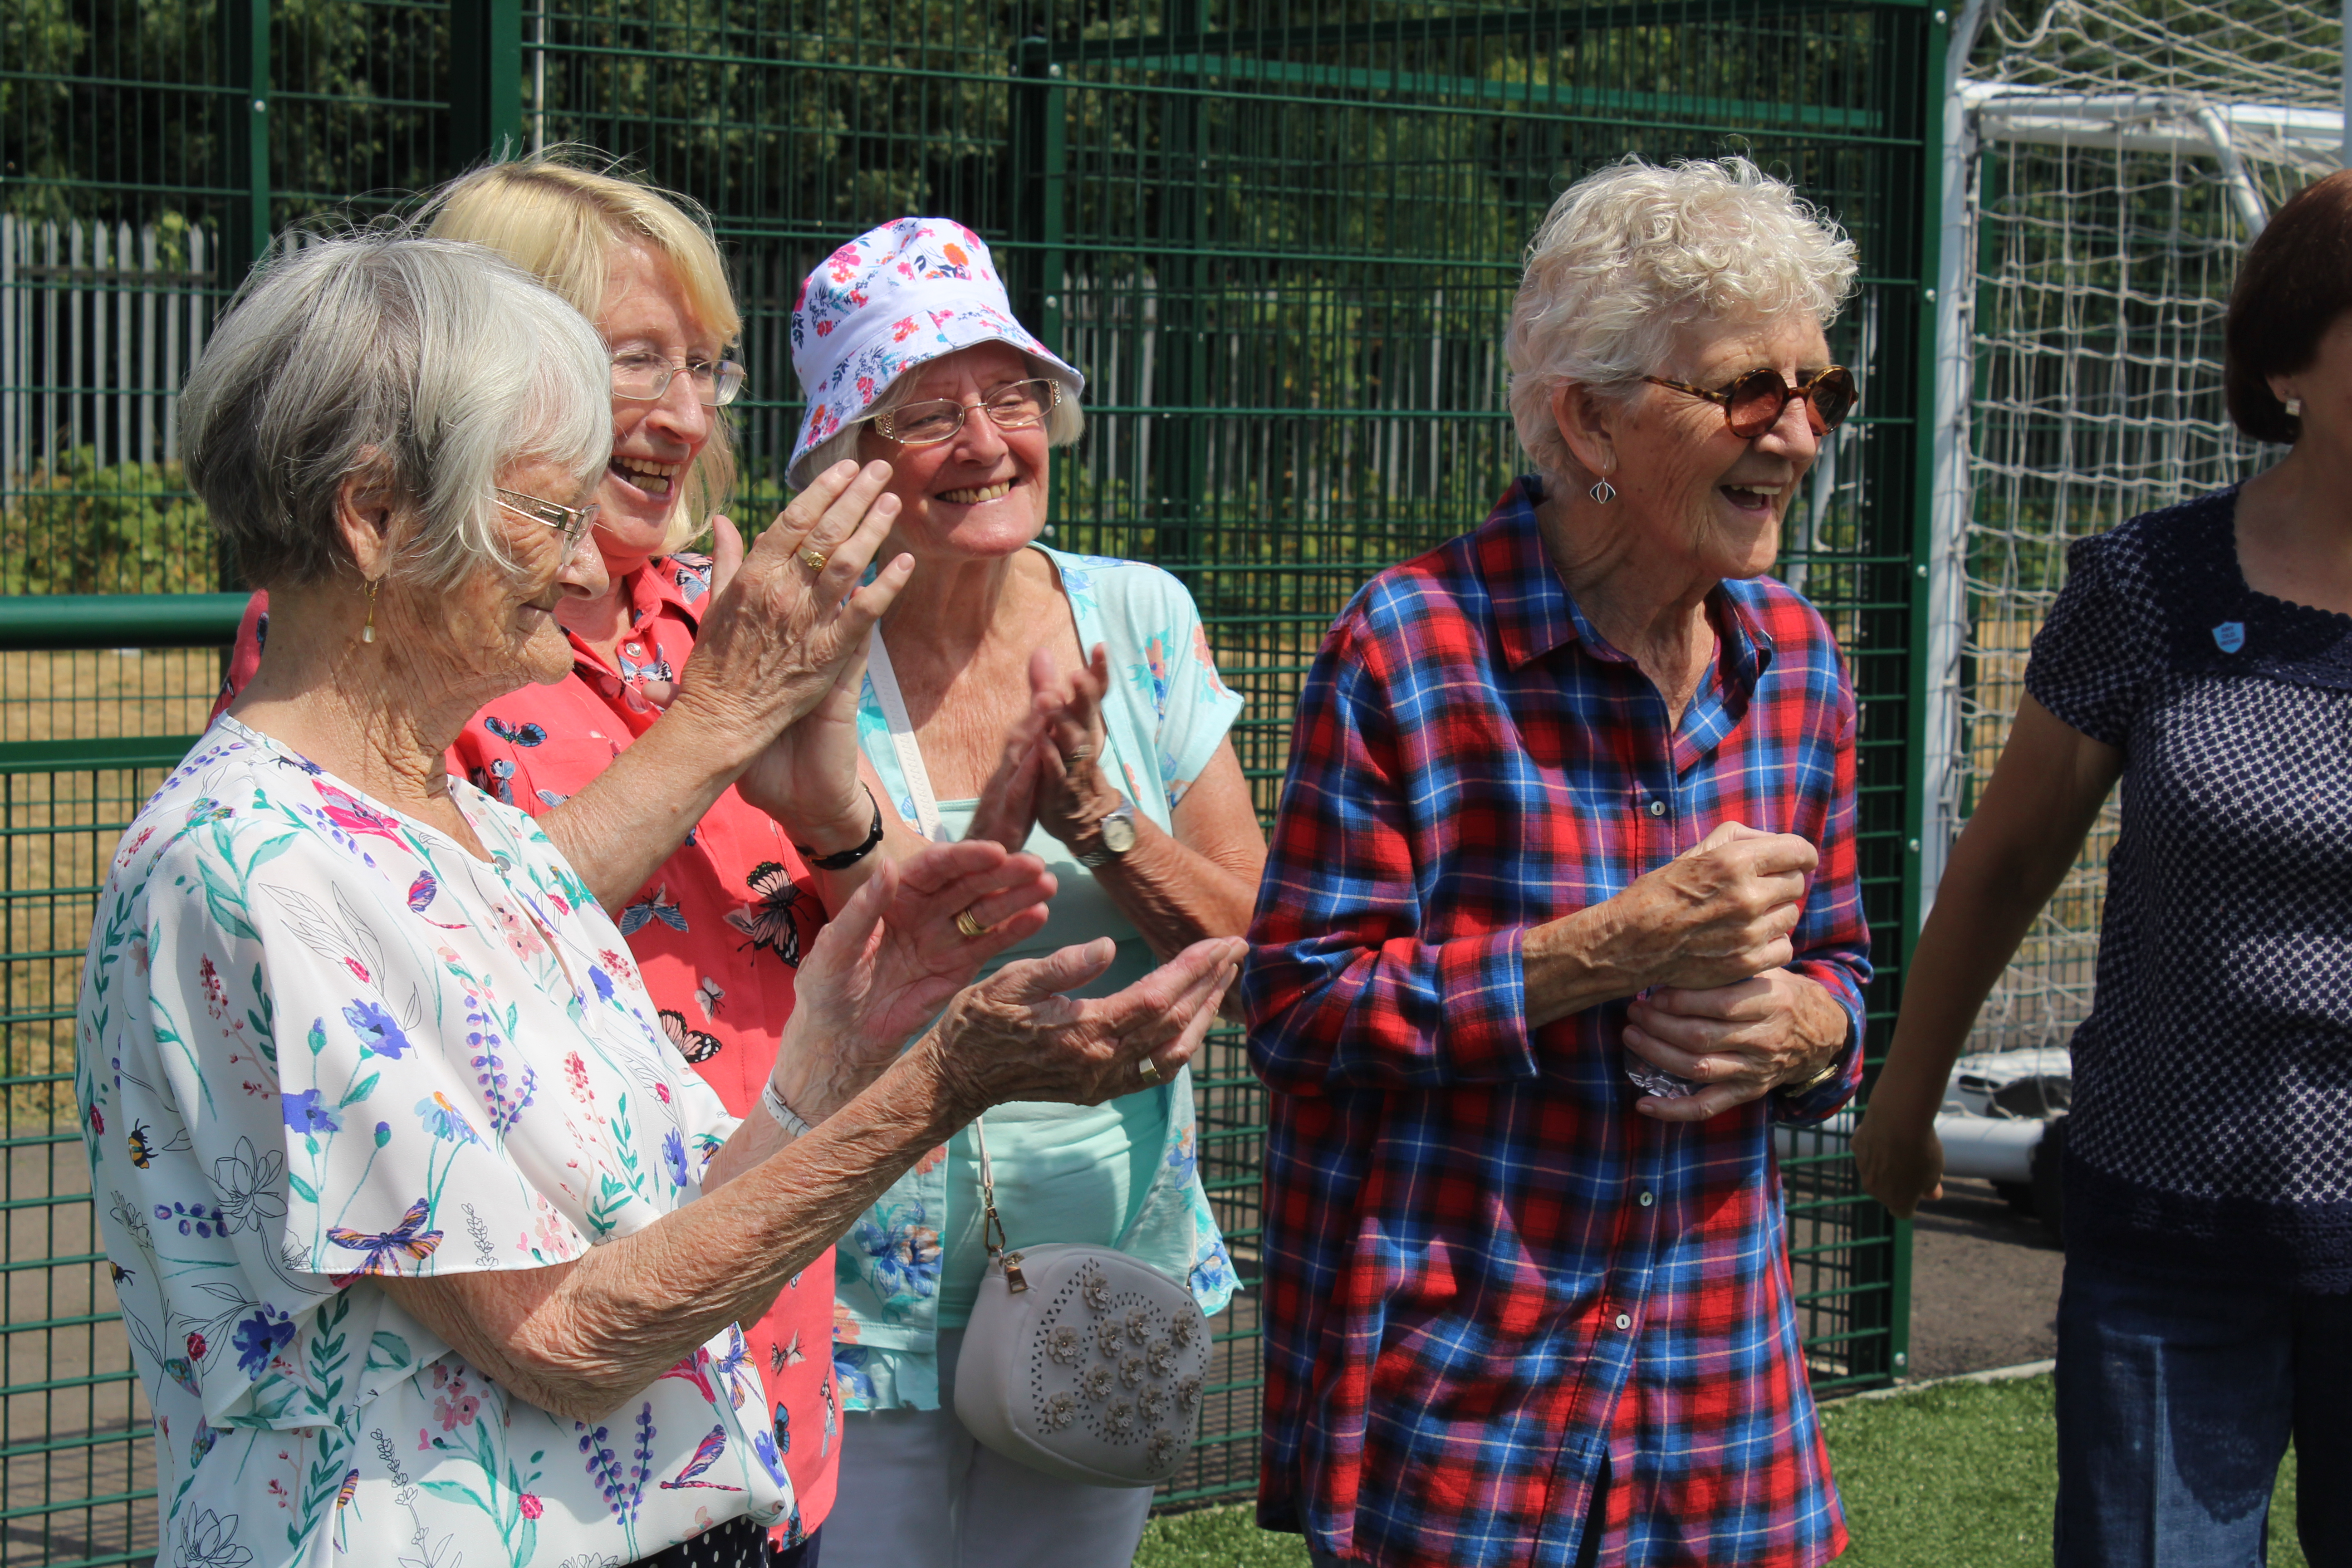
{"left": 938, "top": 480, "right": 1014, "bottom": 506}
{"left": 1721, "top": 483, "right": 1786, "bottom": 511}
{"left": 613, "top": 455, "right": 681, "bottom": 498}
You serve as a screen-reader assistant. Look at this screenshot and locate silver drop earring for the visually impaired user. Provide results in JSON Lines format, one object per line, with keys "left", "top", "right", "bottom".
{"left": 2287, "top": 397, "right": 2304, "bottom": 418}
{"left": 1588, "top": 477, "right": 1617, "bottom": 505}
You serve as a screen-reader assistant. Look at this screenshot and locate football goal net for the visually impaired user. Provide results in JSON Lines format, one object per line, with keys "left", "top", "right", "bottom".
{"left": 1922, "top": 0, "right": 2346, "bottom": 1054}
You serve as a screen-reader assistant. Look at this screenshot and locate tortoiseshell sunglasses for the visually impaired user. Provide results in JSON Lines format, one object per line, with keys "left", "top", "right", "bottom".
{"left": 1644, "top": 364, "right": 1858, "bottom": 438}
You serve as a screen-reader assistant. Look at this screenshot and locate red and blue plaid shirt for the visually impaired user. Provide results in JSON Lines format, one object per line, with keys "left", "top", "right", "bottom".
{"left": 1242, "top": 478, "right": 1869, "bottom": 1568}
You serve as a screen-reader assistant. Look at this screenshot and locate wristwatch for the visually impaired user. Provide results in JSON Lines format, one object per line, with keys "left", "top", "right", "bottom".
{"left": 1779, "top": 1049, "right": 1847, "bottom": 1098}
{"left": 1075, "top": 797, "right": 1138, "bottom": 869}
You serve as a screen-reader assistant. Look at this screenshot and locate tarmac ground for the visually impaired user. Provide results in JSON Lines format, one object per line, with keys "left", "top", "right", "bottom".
{"left": 1904, "top": 1175, "right": 2065, "bottom": 1380}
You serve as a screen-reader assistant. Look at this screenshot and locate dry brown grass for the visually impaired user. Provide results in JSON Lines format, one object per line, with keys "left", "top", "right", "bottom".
{"left": 0, "top": 649, "right": 217, "bottom": 1127}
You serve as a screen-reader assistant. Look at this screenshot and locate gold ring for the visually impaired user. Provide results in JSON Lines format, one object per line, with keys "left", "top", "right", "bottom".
{"left": 1136, "top": 1057, "right": 1162, "bottom": 1085}
{"left": 799, "top": 547, "right": 830, "bottom": 573}
{"left": 955, "top": 908, "right": 989, "bottom": 940}
{"left": 1067, "top": 745, "right": 1093, "bottom": 764}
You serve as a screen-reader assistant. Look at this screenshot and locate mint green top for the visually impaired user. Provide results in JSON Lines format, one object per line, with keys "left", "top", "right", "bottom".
{"left": 927, "top": 796, "right": 1165, "bottom": 1326}
{"left": 832, "top": 544, "right": 1245, "bottom": 1411}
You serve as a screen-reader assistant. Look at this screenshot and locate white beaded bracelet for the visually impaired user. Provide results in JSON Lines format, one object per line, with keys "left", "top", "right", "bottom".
{"left": 762, "top": 1078, "right": 814, "bottom": 1139}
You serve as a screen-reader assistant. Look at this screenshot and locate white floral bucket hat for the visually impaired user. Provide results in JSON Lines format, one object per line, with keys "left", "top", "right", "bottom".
{"left": 787, "top": 216, "right": 1083, "bottom": 489}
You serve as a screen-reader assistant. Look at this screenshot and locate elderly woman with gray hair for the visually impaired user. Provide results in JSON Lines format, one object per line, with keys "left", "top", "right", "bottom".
{"left": 778, "top": 218, "right": 1267, "bottom": 1568}
{"left": 76, "top": 234, "right": 1241, "bottom": 1568}
{"left": 1243, "top": 157, "right": 1874, "bottom": 1568}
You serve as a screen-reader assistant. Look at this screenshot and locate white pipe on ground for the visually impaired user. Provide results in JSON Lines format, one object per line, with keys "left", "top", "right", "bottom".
{"left": 1934, "top": 1113, "right": 2046, "bottom": 1183}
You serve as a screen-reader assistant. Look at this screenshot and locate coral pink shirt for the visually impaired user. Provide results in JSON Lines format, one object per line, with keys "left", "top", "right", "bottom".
{"left": 212, "top": 557, "right": 843, "bottom": 1534}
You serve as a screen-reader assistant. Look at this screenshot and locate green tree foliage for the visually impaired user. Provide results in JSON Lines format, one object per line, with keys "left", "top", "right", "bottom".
{"left": 3, "top": 0, "right": 446, "bottom": 227}
{"left": 1, "top": 448, "right": 213, "bottom": 593}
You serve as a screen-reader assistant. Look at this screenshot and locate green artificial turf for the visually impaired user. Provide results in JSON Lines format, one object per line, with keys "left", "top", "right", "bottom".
{"left": 1136, "top": 1374, "right": 2307, "bottom": 1568}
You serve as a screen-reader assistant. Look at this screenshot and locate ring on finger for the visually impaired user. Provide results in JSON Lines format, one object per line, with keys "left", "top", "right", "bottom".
{"left": 1136, "top": 1057, "right": 1162, "bottom": 1085}
{"left": 799, "top": 546, "right": 830, "bottom": 573}
{"left": 954, "top": 907, "right": 989, "bottom": 940}
{"left": 1065, "top": 745, "right": 1093, "bottom": 764}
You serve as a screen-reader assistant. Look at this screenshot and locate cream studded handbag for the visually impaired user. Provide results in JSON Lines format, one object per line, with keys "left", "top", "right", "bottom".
{"left": 952, "top": 1115, "right": 1214, "bottom": 1488}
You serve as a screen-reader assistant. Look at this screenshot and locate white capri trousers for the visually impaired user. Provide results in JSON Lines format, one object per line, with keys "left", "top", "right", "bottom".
{"left": 824, "top": 1327, "right": 1156, "bottom": 1568}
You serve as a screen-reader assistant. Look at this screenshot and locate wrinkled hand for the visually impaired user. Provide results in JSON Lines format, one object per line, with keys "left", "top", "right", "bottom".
{"left": 773, "top": 841, "right": 1056, "bottom": 1120}
{"left": 642, "top": 512, "right": 874, "bottom": 845}
{"left": 963, "top": 694, "right": 1051, "bottom": 852}
{"left": 1621, "top": 968, "right": 1850, "bottom": 1121}
{"left": 1852, "top": 1105, "right": 1946, "bottom": 1218}
{"left": 664, "top": 460, "right": 914, "bottom": 764}
{"left": 735, "top": 642, "right": 874, "bottom": 848}
{"left": 923, "top": 934, "right": 1246, "bottom": 1115}
{"left": 1031, "top": 644, "right": 1125, "bottom": 846}
{"left": 1608, "top": 821, "right": 1816, "bottom": 992}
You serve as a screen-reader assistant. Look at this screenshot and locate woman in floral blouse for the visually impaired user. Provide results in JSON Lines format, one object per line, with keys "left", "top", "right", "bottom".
{"left": 82, "top": 233, "right": 1244, "bottom": 1568}
{"left": 211, "top": 150, "right": 930, "bottom": 1554}
{"left": 788, "top": 219, "right": 1268, "bottom": 1567}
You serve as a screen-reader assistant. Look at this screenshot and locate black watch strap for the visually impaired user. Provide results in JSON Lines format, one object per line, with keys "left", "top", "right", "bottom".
{"left": 795, "top": 784, "right": 885, "bottom": 871}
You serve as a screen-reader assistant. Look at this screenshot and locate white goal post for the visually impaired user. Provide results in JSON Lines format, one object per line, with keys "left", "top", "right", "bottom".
{"left": 1916, "top": 0, "right": 2346, "bottom": 1051}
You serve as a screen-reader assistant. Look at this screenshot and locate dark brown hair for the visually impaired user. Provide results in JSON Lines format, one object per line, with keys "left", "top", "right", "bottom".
{"left": 2226, "top": 170, "right": 2352, "bottom": 443}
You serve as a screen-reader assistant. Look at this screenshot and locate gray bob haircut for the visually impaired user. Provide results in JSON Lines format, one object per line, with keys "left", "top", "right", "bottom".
{"left": 1506, "top": 156, "right": 1859, "bottom": 481}
{"left": 180, "top": 231, "right": 611, "bottom": 589}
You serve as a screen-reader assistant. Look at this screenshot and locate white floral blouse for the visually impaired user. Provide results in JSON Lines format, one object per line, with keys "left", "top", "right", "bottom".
{"left": 76, "top": 717, "right": 793, "bottom": 1568}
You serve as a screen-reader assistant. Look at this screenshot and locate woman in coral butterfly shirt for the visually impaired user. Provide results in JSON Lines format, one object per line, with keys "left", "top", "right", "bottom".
{"left": 213, "top": 150, "right": 917, "bottom": 1560}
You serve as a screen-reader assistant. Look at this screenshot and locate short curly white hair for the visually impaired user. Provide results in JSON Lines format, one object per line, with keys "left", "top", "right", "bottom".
{"left": 1506, "top": 156, "right": 1859, "bottom": 481}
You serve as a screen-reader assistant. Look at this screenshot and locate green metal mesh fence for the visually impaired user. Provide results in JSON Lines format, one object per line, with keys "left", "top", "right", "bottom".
{"left": 3, "top": 0, "right": 1935, "bottom": 1554}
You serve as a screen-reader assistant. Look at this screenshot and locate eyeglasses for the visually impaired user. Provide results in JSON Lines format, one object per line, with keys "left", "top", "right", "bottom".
{"left": 1644, "top": 364, "right": 1858, "bottom": 439}
{"left": 611, "top": 350, "right": 747, "bottom": 408}
{"left": 495, "top": 487, "right": 600, "bottom": 563}
{"left": 872, "top": 378, "right": 1061, "bottom": 446}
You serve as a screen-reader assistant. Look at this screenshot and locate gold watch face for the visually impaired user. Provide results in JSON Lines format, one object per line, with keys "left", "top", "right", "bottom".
{"left": 1101, "top": 810, "right": 1138, "bottom": 854}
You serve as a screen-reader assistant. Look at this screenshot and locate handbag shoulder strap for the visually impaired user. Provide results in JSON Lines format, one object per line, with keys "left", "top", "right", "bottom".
{"left": 864, "top": 632, "right": 950, "bottom": 843}
{"left": 970, "top": 1111, "right": 1028, "bottom": 1292}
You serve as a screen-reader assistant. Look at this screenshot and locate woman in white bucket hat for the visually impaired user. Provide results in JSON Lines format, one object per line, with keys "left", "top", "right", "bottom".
{"left": 794, "top": 218, "right": 1267, "bottom": 1568}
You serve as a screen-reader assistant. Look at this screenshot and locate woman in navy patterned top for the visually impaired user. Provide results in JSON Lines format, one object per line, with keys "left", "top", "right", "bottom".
{"left": 1855, "top": 173, "right": 2352, "bottom": 1563}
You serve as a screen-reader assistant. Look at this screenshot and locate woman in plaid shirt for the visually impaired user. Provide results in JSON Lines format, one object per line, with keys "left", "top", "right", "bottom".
{"left": 1244, "top": 157, "right": 1874, "bottom": 1568}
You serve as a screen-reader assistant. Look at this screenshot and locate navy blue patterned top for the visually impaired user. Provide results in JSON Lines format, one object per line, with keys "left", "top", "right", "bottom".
{"left": 2025, "top": 486, "right": 2352, "bottom": 1291}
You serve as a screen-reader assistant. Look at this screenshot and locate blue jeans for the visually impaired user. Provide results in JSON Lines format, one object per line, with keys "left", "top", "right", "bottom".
{"left": 2054, "top": 1254, "right": 2352, "bottom": 1567}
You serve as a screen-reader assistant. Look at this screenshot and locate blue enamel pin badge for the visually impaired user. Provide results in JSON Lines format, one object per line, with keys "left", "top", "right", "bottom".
{"left": 2213, "top": 621, "right": 2246, "bottom": 653}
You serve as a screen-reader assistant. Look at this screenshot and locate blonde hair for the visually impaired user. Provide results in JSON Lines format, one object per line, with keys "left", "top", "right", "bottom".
{"left": 1506, "top": 156, "right": 1859, "bottom": 483}
{"left": 417, "top": 147, "right": 740, "bottom": 554}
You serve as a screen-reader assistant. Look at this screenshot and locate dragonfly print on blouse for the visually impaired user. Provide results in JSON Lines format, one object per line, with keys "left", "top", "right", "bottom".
{"left": 76, "top": 720, "right": 794, "bottom": 1565}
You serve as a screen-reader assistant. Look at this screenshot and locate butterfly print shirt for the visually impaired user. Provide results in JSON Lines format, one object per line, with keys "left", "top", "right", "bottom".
{"left": 78, "top": 717, "right": 793, "bottom": 1568}
{"left": 211, "top": 558, "right": 843, "bottom": 1529}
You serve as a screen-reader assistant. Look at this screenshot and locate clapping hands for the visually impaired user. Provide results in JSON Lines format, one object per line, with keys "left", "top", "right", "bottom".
{"left": 966, "top": 645, "right": 1125, "bottom": 853}
{"left": 771, "top": 840, "right": 1056, "bottom": 1122}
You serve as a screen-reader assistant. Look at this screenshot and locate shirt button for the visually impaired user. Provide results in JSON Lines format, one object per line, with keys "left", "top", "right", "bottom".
{"left": 1614, "top": 1313, "right": 1632, "bottom": 1331}
{"left": 1645, "top": 799, "right": 1666, "bottom": 817}
{"left": 1638, "top": 1191, "right": 1655, "bottom": 1207}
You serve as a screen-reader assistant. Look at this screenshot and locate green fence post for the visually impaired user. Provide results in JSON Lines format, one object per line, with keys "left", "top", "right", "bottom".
{"left": 449, "top": 0, "right": 525, "bottom": 169}
{"left": 1011, "top": 39, "right": 1070, "bottom": 354}
{"left": 1888, "top": 0, "right": 1952, "bottom": 1386}
{"left": 217, "top": 0, "right": 271, "bottom": 289}
{"left": 1152, "top": 0, "right": 1207, "bottom": 573}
